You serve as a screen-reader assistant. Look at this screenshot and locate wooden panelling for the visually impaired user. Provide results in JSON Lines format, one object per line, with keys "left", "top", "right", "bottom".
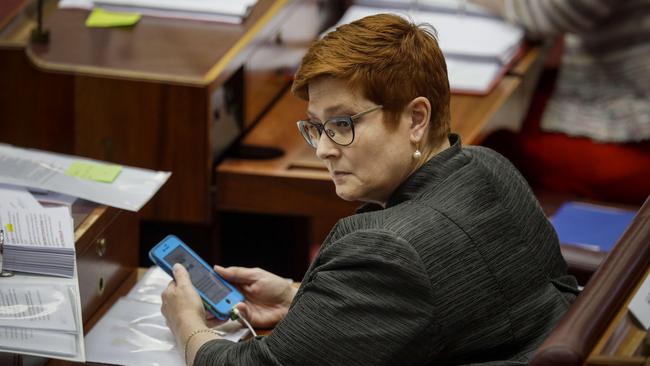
{"left": 0, "top": 47, "right": 74, "bottom": 152}
{"left": 0, "top": 0, "right": 306, "bottom": 224}
{"left": 76, "top": 207, "right": 139, "bottom": 326}
{"left": 73, "top": 77, "right": 211, "bottom": 222}
{"left": 27, "top": 0, "right": 292, "bottom": 85}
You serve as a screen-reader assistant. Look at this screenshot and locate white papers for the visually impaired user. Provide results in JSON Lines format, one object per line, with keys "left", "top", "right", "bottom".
{"left": 0, "top": 206, "right": 75, "bottom": 278}
{"left": 629, "top": 273, "right": 650, "bottom": 330}
{"left": 81, "top": 0, "right": 258, "bottom": 24}
{"left": 0, "top": 271, "right": 85, "bottom": 362}
{"left": 446, "top": 57, "right": 502, "bottom": 94}
{"left": 333, "top": 4, "right": 524, "bottom": 94}
{"left": 356, "top": 0, "right": 499, "bottom": 19}
{"left": 58, "top": 0, "right": 94, "bottom": 10}
{"left": 337, "top": 5, "right": 523, "bottom": 61}
{"left": 0, "top": 143, "right": 170, "bottom": 212}
{"left": 0, "top": 284, "right": 77, "bottom": 332}
{"left": 95, "top": 0, "right": 256, "bottom": 16}
{"left": 86, "top": 266, "right": 249, "bottom": 365}
{"left": 0, "top": 184, "right": 42, "bottom": 210}
{"left": 0, "top": 207, "right": 74, "bottom": 250}
{"left": 0, "top": 328, "right": 77, "bottom": 357}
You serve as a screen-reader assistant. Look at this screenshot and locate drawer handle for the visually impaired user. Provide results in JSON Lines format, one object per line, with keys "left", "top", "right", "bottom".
{"left": 96, "top": 237, "right": 107, "bottom": 257}
{"left": 98, "top": 277, "right": 105, "bottom": 295}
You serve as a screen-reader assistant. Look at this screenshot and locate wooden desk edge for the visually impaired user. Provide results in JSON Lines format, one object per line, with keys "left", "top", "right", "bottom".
{"left": 459, "top": 75, "right": 522, "bottom": 144}
{"left": 509, "top": 46, "right": 542, "bottom": 77}
{"left": 14, "top": 0, "right": 292, "bottom": 87}
{"left": 587, "top": 267, "right": 650, "bottom": 364}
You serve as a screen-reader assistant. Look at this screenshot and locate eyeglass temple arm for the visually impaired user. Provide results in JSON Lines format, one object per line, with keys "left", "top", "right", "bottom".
{"left": 351, "top": 105, "right": 382, "bottom": 120}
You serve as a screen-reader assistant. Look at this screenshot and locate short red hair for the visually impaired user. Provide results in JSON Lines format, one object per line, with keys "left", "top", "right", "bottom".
{"left": 292, "top": 13, "right": 451, "bottom": 146}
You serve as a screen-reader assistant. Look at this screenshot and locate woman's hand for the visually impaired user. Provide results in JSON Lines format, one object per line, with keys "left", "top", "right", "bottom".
{"left": 215, "top": 265, "right": 297, "bottom": 329}
{"left": 161, "top": 264, "right": 211, "bottom": 348}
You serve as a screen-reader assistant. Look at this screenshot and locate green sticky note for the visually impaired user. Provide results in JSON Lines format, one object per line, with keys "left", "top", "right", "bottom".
{"left": 66, "top": 161, "right": 123, "bottom": 183}
{"left": 86, "top": 8, "right": 141, "bottom": 28}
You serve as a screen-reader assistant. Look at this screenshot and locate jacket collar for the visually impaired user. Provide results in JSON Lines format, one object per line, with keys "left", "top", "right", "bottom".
{"left": 357, "top": 133, "right": 465, "bottom": 213}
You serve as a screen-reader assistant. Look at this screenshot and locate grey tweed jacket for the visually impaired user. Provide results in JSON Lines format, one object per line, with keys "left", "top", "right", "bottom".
{"left": 195, "top": 134, "right": 579, "bottom": 366}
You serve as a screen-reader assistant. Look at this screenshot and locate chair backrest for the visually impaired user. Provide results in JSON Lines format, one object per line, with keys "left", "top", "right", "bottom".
{"left": 529, "top": 197, "right": 650, "bottom": 366}
{"left": 560, "top": 243, "right": 605, "bottom": 286}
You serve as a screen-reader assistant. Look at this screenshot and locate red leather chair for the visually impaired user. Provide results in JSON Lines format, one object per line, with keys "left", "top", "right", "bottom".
{"left": 529, "top": 197, "right": 650, "bottom": 366}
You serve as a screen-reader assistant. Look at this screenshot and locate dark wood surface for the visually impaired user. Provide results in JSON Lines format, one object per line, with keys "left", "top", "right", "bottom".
{"left": 27, "top": 0, "right": 290, "bottom": 85}
{"left": 586, "top": 267, "right": 650, "bottom": 366}
{"left": 0, "top": 0, "right": 309, "bottom": 224}
{"left": 0, "top": 0, "right": 26, "bottom": 30}
{"left": 74, "top": 202, "right": 139, "bottom": 326}
{"left": 0, "top": 0, "right": 335, "bottom": 226}
{"left": 0, "top": 48, "right": 75, "bottom": 154}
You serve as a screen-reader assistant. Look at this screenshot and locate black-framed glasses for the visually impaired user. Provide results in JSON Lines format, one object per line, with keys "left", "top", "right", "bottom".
{"left": 296, "top": 105, "right": 383, "bottom": 148}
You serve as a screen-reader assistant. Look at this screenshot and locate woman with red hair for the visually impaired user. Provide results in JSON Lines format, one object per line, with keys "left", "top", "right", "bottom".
{"left": 162, "top": 13, "right": 577, "bottom": 366}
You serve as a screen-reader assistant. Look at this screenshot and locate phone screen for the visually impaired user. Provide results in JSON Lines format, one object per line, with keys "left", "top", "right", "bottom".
{"left": 164, "top": 246, "right": 230, "bottom": 304}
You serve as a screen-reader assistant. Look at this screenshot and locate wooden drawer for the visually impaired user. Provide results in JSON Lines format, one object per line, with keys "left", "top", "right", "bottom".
{"left": 76, "top": 208, "right": 139, "bottom": 327}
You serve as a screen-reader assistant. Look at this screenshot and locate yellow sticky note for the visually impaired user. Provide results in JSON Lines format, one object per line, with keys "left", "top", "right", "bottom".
{"left": 66, "top": 161, "right": 123, "bottom": 183}
{"left": 6, "top": 224, "right": 13, "bottom": 233}
{"left": 86, "top": 8, "right": 141, "bottom": 28}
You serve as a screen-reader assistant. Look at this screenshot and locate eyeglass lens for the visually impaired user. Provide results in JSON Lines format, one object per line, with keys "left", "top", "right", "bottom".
{"left": 302, "top": 117, "right": 353, "bottom": 147}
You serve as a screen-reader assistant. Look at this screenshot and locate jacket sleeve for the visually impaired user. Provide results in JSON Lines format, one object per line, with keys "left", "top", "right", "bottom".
{"left": 193, "top": 229, "right": 440, "bottom": 366}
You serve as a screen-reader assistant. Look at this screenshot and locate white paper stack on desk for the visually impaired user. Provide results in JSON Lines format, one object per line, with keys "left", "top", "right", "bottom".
{"left": 0, "top": 143, "right": 170, "bottom": 212}
{"left": 0, "top": 185, "right": 85, "bottom": 361}
{"left": 334, "top": 1, "right": 525, "bottom": 94}
{"left": 0, "top": 206, "right": 76, "bottom": 278}
{"left": 90, "top": 0, "right": 258, "bottom": 23}
{"left": 0, "top": 283, "right": 78, "bottom": 355}
{"left": 0, "top": 272, "right": 86, "bottom": 362}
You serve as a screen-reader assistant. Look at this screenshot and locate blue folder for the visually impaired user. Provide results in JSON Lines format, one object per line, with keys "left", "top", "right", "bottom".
{"left": 551, "top": 202, "right": 636, "bottom": 252}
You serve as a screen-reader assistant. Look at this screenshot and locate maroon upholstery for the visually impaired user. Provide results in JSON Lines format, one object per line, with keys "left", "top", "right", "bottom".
{"left": 530, "top": 197, "right": 650, "bottom": 366}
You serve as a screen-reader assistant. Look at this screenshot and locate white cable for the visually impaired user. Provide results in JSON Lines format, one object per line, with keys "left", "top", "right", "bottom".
{"left": 230, "top": 307, "right": 257, "bottom": 337}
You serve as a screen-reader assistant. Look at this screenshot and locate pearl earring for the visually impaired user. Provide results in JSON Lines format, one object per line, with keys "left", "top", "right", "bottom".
{"left": 412, "top": 149, "right": 422, "bottom": 159}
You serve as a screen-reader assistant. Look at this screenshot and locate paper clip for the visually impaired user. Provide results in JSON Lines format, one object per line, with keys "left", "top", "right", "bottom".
{"left": 0, "top": 229, "right": 14, "bottom": 277}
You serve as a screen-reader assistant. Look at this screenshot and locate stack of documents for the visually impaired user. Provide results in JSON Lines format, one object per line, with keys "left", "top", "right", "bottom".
{"left": 0, "top": 184, "right": 44, "bottom": 211}
{"left": 1, "top": 206, "right": 76, "bottom": 278}
{"left": 0, "top": 184, "right": 76, "bottom": 278}
{"left": 0, "top": 143, "right": 170, "bottom": 212}
{"left": 59, "top": 0, "right": 258, "bottom": 24}
{"left": 85, "top": 267, "right": 249, "bottom": 365}
{"left": 334, "top": 1, "right": 524, "bottom": 94}
{"left": 0, "top": 271, "right": 85, "bottom": 362}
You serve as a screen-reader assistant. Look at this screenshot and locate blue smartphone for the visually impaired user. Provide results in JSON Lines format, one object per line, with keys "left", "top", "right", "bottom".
{"left": 149, "top": 235, "right": 244, "bottom": 320}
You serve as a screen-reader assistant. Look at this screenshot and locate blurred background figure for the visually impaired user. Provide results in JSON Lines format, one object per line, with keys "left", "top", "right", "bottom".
{"left": 473, "top": 0, "right": 650, "bottom": 205}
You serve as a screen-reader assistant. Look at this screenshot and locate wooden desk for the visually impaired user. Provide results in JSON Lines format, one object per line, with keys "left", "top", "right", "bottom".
{"left": 0, "top": 0, "right": 25, "bottom": 30}
{"left": 216, "top": 46, "right": 545, "bottom": 256}
{"left": 0, "top": 200, "right": 139, "bottom": 365}
{"left": 0, "top": 0, "right": 332, "bottom": 224}
{"left": 72, "top": 201, "right": 139, "bottom": 327}
{"left": 586, "top": 267, "right": 650, "bottom": 366}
